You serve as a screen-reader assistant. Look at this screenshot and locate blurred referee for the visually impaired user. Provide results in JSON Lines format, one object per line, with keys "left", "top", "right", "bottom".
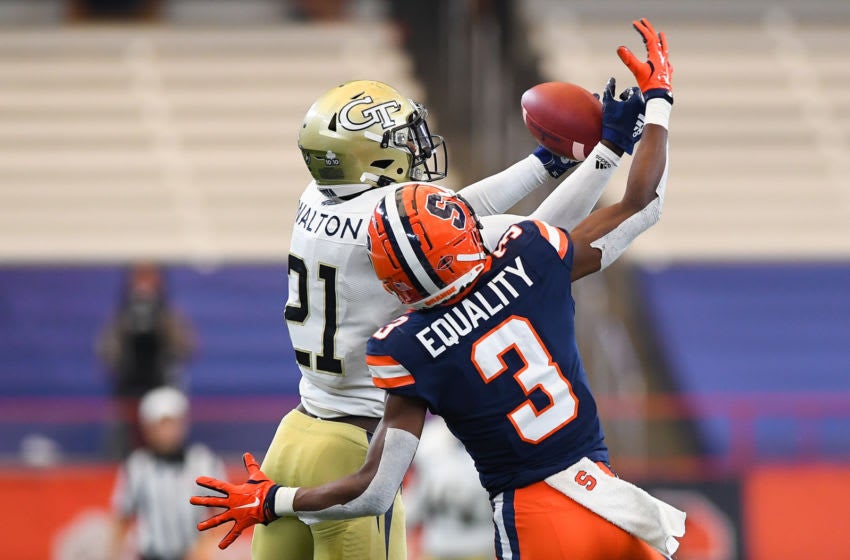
{"left": 109, "top": 387, "right": 224, "bottom": 560}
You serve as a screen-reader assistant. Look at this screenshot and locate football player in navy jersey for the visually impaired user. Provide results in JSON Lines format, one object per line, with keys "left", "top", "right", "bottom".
{"left": 192, "top": 19, "right": 685, "bottom": 559}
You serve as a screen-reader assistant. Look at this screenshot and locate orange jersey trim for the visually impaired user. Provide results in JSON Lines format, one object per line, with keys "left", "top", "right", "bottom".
{"left": 366, "top": 354, "right": 401, "bottom": 367}
{"left": 531, "top": 219, "right": 570, "bottom": 259}
{"left": 372, "top": 375, "right": 415, "bottom": 389}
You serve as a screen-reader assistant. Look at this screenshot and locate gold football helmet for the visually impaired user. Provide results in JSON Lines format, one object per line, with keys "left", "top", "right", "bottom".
{"left": 298, "top": 80, "right": 447, "bottom": 199}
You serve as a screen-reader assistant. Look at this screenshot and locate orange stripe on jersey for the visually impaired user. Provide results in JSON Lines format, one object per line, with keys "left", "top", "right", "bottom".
{"left": 554, "top": 227, "right": 569, "bottom": 259}
{"left": 372, "top": 375, "right": 415, "bottom": 389}
{"left": 531, "top": 219, "right": 570, "bottom": 259}
{"left": 532, "top": 219, "right": 551, "bottom": 242}
{"left": 366, "top": 354, "right": 400, "bottom": 367}
{"left": 368, "top": 355, "right": 414, "bottom": 388}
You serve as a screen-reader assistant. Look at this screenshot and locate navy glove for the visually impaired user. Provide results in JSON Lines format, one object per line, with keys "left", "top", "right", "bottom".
{"left": 532, "top": 145, "right": 580, "bottom": 178}
{"left": 600, "top": 77, "right": 646, "bottom": 155}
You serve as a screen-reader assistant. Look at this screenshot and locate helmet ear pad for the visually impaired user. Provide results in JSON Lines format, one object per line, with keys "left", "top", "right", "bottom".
{"left": 367, "top": 184, "right": 487, "bottom": 308}
{"left": 297, "top": 80, "right": 447, "bottom": 198}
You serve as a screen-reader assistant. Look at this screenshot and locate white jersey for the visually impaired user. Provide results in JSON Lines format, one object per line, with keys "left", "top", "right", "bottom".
{"left": 286, "top": 181, "right": 406, "bottom": 418}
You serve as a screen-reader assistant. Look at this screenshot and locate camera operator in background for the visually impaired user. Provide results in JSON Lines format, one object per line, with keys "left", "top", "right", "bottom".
{"left": 97, "top": 262, "right": 196, "bottom": 459}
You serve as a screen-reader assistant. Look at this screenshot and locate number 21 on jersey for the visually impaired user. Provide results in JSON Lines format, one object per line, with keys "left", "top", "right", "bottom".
{"left": 472, "top": 316, "right": 578, "bottom": 443}
{"left": 285, "top": 253, "right": 343, "bottom": 375}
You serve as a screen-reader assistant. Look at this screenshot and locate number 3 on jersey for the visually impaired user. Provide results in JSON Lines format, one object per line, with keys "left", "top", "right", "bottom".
{"left": 285, "top": 254, "right": 343, "bottom": 375}
{"left": 472, "top": 316, "right": 578, "bottom": 443}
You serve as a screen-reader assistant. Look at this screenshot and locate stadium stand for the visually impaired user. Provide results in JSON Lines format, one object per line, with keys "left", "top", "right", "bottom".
{"left": 4, "top": 0, "right": 848, "bottom": 465}
{"left": 522, "top": 0, "right": 850, "bottom": 464}
{"left": 523, "top": 2, "right": 850, "bottom": 262}
{"left": 638, "top": 263, "right": 850, "bottom": 461}
{"left": 0, "top": 18, "right": 422, "bottom": 459}
{"left": 0, "top": 264, "right": 302, "bottom": 456}
{"left": 0, "top": 23, "right": 421, "bottom": 263}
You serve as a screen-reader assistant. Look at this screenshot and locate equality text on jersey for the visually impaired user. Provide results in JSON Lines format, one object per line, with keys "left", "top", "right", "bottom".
{"left": 416, "top": 256, "right": 533, "bottom": 358}
{"left": 294, "top": 200, "right": 366, "bottom": 242}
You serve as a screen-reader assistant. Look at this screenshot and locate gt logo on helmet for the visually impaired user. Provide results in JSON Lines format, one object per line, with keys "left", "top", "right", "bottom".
{"left": 338, "top": 96, "right": 402, "bottom": 131}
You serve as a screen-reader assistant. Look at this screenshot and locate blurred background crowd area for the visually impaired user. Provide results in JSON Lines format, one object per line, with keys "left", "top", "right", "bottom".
{"left": 1, "top": 0, "right": 849, "bottom": 558}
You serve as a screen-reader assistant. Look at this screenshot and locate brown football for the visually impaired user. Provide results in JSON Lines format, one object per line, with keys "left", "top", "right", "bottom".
{"left": 521, "top": 82, "right": 602, "bottom": 160}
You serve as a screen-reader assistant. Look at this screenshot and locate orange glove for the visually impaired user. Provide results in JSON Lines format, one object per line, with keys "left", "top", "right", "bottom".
{"left": 190, "top": 452, "right": 280, "bottom": 549}
{"left": 617, "top": 18, "right": 673, "bottom": 102}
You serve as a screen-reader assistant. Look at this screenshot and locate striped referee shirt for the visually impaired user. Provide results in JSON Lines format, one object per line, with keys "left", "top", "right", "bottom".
{"left": 112, "top": 443, "right": 224, "bottom": 560}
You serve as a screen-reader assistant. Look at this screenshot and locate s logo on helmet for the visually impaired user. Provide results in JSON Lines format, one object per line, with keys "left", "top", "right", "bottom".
{"left": 425, "top": 194, "right": 466, "bottom": 230}
{"left": 338, "top": 96, "right": 402, "bottom": 131}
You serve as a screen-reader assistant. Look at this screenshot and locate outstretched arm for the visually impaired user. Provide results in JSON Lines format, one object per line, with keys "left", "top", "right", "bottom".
{"left": 531, "top": 78, "right": 645, "bottom": 232}
{"left": 288, "top": 394, "right": 426, "bottom": 520}
{"left": 477, "top": 77, "right": 645, "bottom": 249}
{"left": 570, "top": 18, "right": 674, "bottom": 281}
{"left": 478, "top": 138, "right": 622, "bottom": 250}
{"left": 460, "top": 74, "right": 643, "bottom": 218}
{"left": 459, "top": 147, "right": 574, "bottom": 217}
{"left": 190, "top": 394, "right": 427, "bottom": 549}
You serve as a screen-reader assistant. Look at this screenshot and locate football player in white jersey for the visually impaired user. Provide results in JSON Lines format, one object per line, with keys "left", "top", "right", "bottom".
{"left": 229, "top": 79, "right": 642, "bottom": 559}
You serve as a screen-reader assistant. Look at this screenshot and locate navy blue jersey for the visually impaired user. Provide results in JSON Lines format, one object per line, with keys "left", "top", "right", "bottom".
{"left": 367, "top": 220, "right": 608, "bottom": 497}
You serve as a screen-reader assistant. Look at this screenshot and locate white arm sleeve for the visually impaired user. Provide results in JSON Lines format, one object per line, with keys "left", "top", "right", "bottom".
{"left": 460, "top": 155, "right": 555, "bottom": 216}
{"left": 277, "top": 428, "right": 419, "bottom": 525}
{"left": 590, "top": 140, "right": 669, "bottom": 270}
{"left": 529, "top": 144, "right": 621, "bottom": 231}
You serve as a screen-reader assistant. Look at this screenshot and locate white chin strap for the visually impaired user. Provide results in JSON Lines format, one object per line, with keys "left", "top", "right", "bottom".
{"left": 411, "top": 263, "right": 485, "bottom": 309}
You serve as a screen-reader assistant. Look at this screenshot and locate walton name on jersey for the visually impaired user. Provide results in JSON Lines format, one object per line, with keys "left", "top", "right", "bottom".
{"left": 416, "top": 256, "right": 534, "bottom": 358}
{"left": 294, "top": 199, "right": 366, "bottom": 242}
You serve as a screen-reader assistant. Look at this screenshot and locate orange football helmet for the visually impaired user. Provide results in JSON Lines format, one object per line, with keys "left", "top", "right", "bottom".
{"left": 367, "top": 183, "right": 488, "bottom": 308}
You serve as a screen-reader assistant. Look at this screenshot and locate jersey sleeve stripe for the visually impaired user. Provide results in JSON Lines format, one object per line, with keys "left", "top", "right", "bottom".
{"left": 368, "top": 358, "right": 415, "bottom": 388}
{"left": 552, "top": 225, "right": 569, "bottom": 259}
{"left": 366, "top": 354, "right": 401, "bottom": 367}
{"left": 532, "top": 219, "right": 570, "bottom": 259}
{"left": 372, "top": 374, "right": 416, "bottom": 389}
{"left": 531, "top": 219, "right": 551, "bottom": 242}
{"left": 369, "top": 362, "right": 412, "bottom": 379}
